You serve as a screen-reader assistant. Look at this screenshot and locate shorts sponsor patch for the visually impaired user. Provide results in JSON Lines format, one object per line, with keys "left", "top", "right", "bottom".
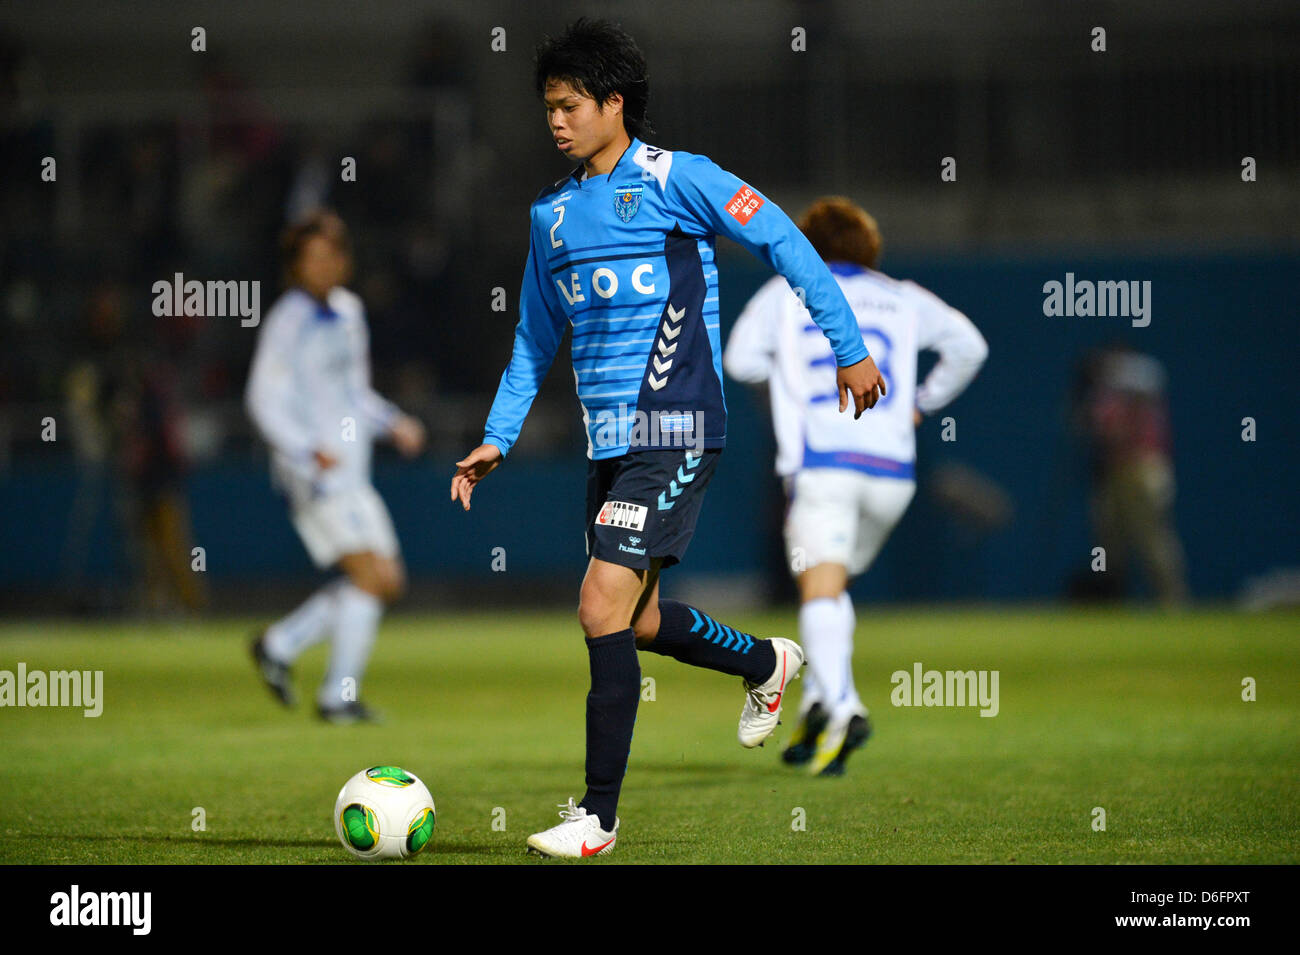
{"left": 725, "top": 185, "right": 764, "bottom": 225}
{"left": 596, "top": 500, "right": 647, "bottom": 531}
{"left": 658, "top": 413, "right": 694, "bottom": 433}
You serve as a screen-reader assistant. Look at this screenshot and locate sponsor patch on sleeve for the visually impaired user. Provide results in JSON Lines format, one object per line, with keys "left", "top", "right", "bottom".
{"left": 595, "top": 500, "right": 648, "bottom": 531}
{"left": 725, "top": 185, "right": 764, "bottom": 225}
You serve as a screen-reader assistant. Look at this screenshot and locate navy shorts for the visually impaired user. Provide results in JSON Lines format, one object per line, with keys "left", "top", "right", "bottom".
{"left": 585, "top": 449, "right": 722, "bottom": 570}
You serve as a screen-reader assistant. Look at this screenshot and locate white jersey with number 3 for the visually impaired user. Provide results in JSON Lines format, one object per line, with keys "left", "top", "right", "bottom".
{"left": 724, "top": 262, "right": 988, "bottom": 479}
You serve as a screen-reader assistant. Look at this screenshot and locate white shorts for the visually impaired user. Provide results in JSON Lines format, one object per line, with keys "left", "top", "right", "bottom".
{"left": 784, "top": 468, "right": 916, "bottom": 577}
{"left": 289, "top": 483, "right": 400, "bottom": 569}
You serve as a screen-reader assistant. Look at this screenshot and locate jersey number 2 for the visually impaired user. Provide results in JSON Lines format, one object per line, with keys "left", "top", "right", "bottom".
{"left": 549, "top": 206, "right": 565, "bottom": 249}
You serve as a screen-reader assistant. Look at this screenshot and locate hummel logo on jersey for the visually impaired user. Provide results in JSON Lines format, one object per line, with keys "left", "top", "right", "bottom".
{"left": 648, "top": 304, "right": 686, "bottom": 391}
{"left": 595, "top": 500, "right": 647, "bottom": 531}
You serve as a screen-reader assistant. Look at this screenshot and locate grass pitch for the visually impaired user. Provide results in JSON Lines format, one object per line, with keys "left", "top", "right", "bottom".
{"left": 1, "top": 607, "right": 1296, "bottom": 864}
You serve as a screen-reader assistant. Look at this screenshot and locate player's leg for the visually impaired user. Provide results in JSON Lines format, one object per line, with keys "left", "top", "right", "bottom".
{"left": 529, "top": 448, "right": 794, "bottom": 858}
{"left": 780, "top": 560, "right": 848, "bottom": 765}
{"left": 253, "top": 577, "right": 346, "bottom": 706}
{"left": 797, "top": 562, "right": 855, "bottom": 719}
{"left": 579, "top": 554, "right": 654, "bottom": 638}
{"left": 640, "top": 597, "right": 801, "bottom": 752}
{"left": 252, "top": 483, "right": 356, "bottom": 706}
{"left": 796, "top": 560, "right": 867, "bottom": 774}
{"left": 630, "top": 563, "right": 662, "bottom": 646}
{"left": 632, "top": 562, "right": 799, "bottom": 727}
{"left": 526, "top": 554, "right": 650, "bottom": 858}
{"left": 638, "top": 596, "right": 782, "bottom": 683}
{"left": 780, "top": 469, "right": 857, "bottom": 763}
{"left": 528, "top": 458, "right": 636, "bottom": 856}
{"left": 613, "top": 451, "right": 797, "bottom": 748}
{"left": 297, "top": 483, "right": 403, "bottom": 722}
{"left": 780, "top": 508, "right": 827, "bottom": 761}
{"left": 317, "top": 549, "right": 403, "bottom": 721}
{"left": 575, "top": 556, "right": 654, "bottom": 823}
{"left": 805, "top": 474, "right": 914, "bottom": 776}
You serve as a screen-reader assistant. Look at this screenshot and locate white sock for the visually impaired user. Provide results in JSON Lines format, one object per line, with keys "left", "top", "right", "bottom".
{"left": 835, "top": 592, "right": 865, "bottom": 720}
{"left": 800, "top": 593, "right": 863, "bottom": 724}
{"left": 318, "top": 583, "right": 384, "bottom": 708}
{"left": 798, "top": 597, "right": 840, "bottom": 716}
{"left": 264, "top": 579, "right": 345, "bottom": 663}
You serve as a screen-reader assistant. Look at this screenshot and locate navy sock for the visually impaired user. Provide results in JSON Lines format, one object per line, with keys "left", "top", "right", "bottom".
{"left": 577, "top": 629, "right": 639, "bottom": 832}
{"left": 644, "top": 600, "right": 776, "bottom": 684}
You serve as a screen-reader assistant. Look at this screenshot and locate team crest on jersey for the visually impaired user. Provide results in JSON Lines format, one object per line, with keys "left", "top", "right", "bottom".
{"left": 614, "top": 184, "right": 643, "bottom": 222}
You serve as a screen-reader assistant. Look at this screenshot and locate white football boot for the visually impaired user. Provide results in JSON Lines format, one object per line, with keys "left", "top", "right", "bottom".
{"left": 525, "top": 798, "right": 618, "bottom": 859}
{"left": 738, "top": 637, "right": 804, "bottom": 748}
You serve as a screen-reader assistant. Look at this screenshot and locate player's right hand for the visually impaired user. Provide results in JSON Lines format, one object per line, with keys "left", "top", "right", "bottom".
{"left": 451, "top": 444, "right": 503, "bottom": 511}
{"left": 313, "top": 449, "right": 339, "bottom": 470}
{"left": 837, "top": 356, "right": 887, "bottom": 418}
{"left": 390, "top": 414, "right": 427, "bottom": 458}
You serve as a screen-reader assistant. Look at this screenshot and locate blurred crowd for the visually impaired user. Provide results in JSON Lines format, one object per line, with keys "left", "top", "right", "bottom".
{"left": 0, "top": 24, "right": 484, "bottom": 611}
{"left": 0, "top": 18, "right": 1214, "bottom": 610}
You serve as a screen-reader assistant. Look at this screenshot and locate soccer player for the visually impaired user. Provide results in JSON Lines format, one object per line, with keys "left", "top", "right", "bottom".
{"left": 449, "top": 19, "right": 886, "bottom": 858}
{"left": 246, "top": 210, "right": 426, "bottom": 723}
{"left": 724, "top": 197, "right": 988, "bottom": 775}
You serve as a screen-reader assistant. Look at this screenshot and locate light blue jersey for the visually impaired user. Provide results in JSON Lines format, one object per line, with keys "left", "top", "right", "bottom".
{"left": 483, "top": 137, "right": 870, "bottom": 460}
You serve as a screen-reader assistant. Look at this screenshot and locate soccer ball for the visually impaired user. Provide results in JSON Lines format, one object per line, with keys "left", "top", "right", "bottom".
{"left": 333, "top": 766, "right": 436, "bottom": 861}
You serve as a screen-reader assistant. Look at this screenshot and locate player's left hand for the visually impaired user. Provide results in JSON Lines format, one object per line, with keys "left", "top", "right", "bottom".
{"left": 390, "top": 415, "right": 426, "bottom": 457}
{"left": 451, "top": 443, "right": 503, "bottom": 511}
{"left": 837, "top": 356, "right": 887, "bottom": 419}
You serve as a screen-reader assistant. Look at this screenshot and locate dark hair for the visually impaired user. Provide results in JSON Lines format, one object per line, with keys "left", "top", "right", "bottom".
{"left": 279, "top": 209, "right": 350, "bottom": 283}
{"left": 797, "top": 197, "right": 883, "bottom": 269}
{"left": 534, "top": 17, "right": 652, "bottom": 141}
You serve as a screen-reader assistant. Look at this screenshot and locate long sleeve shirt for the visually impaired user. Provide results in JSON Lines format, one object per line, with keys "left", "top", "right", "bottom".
{"left": 482, "top": 136, "right": 871, "bottom": 459}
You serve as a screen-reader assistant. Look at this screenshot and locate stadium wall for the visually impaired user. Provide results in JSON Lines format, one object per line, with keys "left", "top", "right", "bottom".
{"left": 1, "top": 248, "right": 1293, "bottom": 609}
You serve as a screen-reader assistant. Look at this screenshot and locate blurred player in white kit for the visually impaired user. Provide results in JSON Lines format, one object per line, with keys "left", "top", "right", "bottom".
{"left": 245, "top": 210, "right": 425, "bottom": 723}
{"left": 724, "top": 197, "right": 988, "bottom": 774}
